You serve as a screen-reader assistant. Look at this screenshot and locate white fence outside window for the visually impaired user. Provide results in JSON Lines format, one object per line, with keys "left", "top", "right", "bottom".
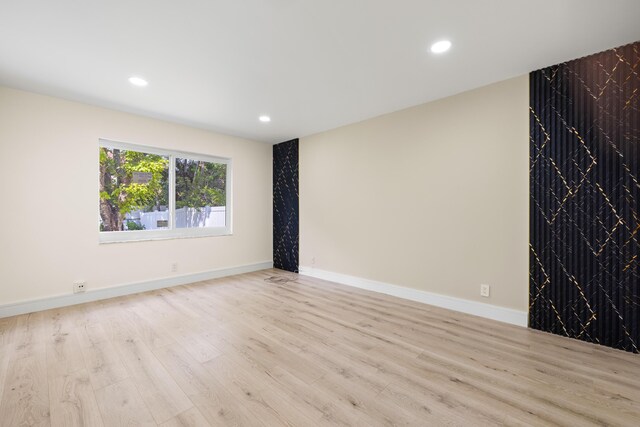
{"left": 124, "top": 206, "right": 225, "bottom": 230}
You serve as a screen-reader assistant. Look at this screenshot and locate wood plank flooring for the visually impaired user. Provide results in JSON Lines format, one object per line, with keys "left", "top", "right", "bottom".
{"left": 0, "top": 269, "right": 639, "bottom": 426}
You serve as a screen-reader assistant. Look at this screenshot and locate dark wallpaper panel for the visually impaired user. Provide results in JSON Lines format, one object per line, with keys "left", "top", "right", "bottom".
{"left": 530, "top": 42, "right": 640, "bottom": 353}
{"left": 273, "top": 139, "right": 299, "bottom": 273}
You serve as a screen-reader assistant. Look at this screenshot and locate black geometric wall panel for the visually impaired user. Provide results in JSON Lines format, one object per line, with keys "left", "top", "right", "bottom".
{"left": 530, "top": 42, "right": 640, "bottom": 353}
{"left": 273, "top": 139, "right": 299, "bottom": 273}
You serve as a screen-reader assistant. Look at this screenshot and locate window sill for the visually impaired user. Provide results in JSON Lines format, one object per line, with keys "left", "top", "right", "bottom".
{"left": 99, "top": 227, "right": 232, "bottom": 244}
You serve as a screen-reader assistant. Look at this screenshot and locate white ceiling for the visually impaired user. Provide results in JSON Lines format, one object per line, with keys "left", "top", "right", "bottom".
{"left": 1, "top": 1, "right": 639, "bottom": 143}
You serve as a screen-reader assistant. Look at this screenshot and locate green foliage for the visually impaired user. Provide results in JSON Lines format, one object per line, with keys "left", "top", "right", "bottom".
{"left": 175, "top": 159, "right": 226, "bottom": 209}
{"left": 125, "top": 220, "right": 146, "bottom": 231}
{"left": 120, "top": 151, "right": 169, "bottom": 213}
{"left": 99, "top": 147, "right": 169, "bottom": 230}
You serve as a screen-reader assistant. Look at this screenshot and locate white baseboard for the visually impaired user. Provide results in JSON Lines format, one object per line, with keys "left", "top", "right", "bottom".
{"left": 298, "top": 267, "right": 528, "bottom": 327}
{"left": 0, "top": 261, "right": 273, "bottom": 318}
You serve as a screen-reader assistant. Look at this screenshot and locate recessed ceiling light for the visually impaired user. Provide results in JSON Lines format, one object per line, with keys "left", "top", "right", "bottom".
{"left": 430, "top": 40, "right": 452, "bottom": 54}
{"left": 128, "top": 76, "right": 148, "bottom": 87}
{"left": 259, "top": 115, "right": 271, "bottom": 123}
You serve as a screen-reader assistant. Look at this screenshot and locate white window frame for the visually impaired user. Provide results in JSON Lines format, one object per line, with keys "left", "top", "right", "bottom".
{"left": 99, "top": 139, "right": 232, "bottom": 243}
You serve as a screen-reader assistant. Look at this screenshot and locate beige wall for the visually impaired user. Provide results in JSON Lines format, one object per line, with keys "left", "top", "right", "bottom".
{"left": 300, "top": 75, "right": 529, "bottom": 311}
{"left": 0, "top": 87, "right": 272, "bottom": 305}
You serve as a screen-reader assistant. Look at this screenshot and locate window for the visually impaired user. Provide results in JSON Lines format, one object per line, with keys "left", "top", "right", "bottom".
{"left": 99, "top": 139, "right": 231, "bottom": 242}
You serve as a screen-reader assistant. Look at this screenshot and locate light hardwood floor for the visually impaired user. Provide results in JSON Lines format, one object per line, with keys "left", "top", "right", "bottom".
{"left": 0, "top": 269, "right": 639, "bottom": 426}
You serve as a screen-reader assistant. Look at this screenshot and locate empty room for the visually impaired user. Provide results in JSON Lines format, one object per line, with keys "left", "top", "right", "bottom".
{"left": 1, "top": 1, "right": 639, "bottom": 426}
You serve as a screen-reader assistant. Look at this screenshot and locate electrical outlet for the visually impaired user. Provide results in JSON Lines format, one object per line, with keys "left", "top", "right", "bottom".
{"left": 73, "top": 281, "right": 86, "bottom": 294}
{"left": 480, "top": 284, "right": 490, "bottom": 298}
{"left": 171, "top": 263, "right": 178, "bottom": 273}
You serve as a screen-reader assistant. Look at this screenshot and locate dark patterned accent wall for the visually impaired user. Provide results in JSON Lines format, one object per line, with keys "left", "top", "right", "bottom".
{"left": 530, "top": 42, "right": 640, "bottom": 353}
{"left": 273, "top": 139, "right": 299, "bottom": 273}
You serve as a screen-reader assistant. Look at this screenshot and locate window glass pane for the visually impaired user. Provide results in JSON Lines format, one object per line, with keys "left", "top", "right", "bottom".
{"left": 175, "top": 158, "right": 227, "bottom": 228}
{"left": 99, "top": 147, "right": 169, "bottom": 232}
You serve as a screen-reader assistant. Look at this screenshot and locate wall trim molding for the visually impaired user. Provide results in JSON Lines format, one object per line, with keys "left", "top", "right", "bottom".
{"left": 299, "top": 266, "right": 528, "bottom": 327}
{"left": 0, "top": 261, "right": 273, "bottom": 318}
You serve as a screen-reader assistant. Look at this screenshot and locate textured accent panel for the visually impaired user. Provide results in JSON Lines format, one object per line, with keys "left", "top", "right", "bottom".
{"left": 530, "top": 42, "right": 640, "bottom": 353}
{"left": 273, "top": 139, "right": 299, "bottom": 272}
